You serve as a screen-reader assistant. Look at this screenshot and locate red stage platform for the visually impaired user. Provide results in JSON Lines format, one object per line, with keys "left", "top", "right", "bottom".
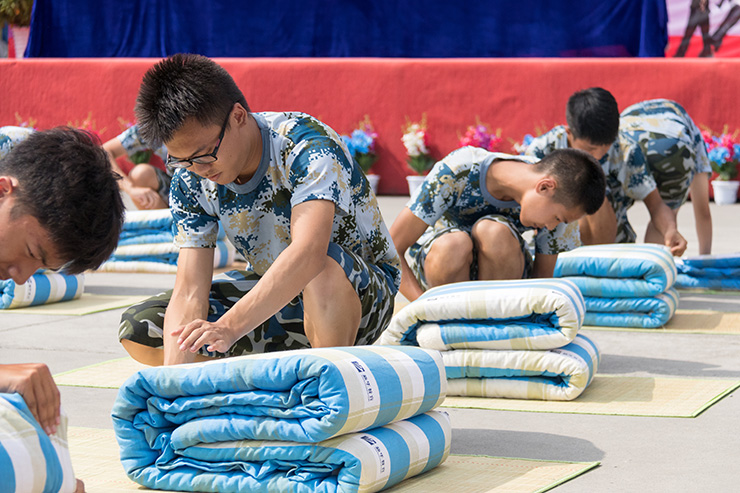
{"left": 1, "top": 58, "right": 738, "bottom": 195}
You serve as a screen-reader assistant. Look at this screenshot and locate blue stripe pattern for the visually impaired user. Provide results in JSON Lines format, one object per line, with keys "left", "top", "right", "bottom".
{"left": 112, "top": 347, "right": 448, "bottom": 492}
{"left": 0, "top": 270, "right": 84, "bottom": 309}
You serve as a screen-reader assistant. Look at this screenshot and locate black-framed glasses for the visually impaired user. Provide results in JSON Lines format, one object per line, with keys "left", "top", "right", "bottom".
{"left": 166, "top": 111, "right": 231, "bottom": 169}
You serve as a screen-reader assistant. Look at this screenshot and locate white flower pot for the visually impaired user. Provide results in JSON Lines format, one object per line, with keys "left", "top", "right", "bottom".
{"left": 406, "top": 175, "right": 426, "bottom": 197}
{"left": 366, "top": 173, "right": 380, "bottom": 195}
{"left": 711, "top": 180, "right": 740, "bottom": 205}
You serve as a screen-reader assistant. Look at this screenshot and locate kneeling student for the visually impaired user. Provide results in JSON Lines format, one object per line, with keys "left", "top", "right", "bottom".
{"left": 391, "top": 146, "right": 605, "bottom": 301}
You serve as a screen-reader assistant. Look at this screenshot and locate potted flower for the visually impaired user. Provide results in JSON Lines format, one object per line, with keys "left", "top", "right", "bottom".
{"left": 458, "top": 120, "right": 504, "bottom": 152}
{"left": 0, "top": 0, "right": 34, "bottom": 58}
{"left": 402, "top": 115, "right": 435, "bottom": 196}
{"left": 703, "top": 127, "right": 740, "bottom": 205}
{"left": 342, "top": 115, "right": 380, "bottom": 194}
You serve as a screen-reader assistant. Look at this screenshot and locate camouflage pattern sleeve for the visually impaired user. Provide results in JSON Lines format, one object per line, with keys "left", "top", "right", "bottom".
{"left": 169, "top": 170, "right": 221, "bottom": 249}
{"left": 534, "top": 220, "right": 582, "bottom": 255}
{"left": 407, "top": 148, "right": 472, "bottom": 226}
{"left": 524, "top": 126, "right": 568, "bottom": 159}
{"left": 284, "top": 117, "right": 352, "bottom": 215}
{"left": 118, "top": 125, "right": 168, "bottom": 163}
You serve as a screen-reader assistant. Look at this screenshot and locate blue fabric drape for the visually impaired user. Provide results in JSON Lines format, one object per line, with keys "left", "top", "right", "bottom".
{"left": 26, "top": 0, "right": 667, "bottom": 58}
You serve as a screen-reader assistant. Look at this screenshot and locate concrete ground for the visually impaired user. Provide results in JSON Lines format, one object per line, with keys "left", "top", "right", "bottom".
{"left": 2, "top": 196, "right": 740, "bottom": 492}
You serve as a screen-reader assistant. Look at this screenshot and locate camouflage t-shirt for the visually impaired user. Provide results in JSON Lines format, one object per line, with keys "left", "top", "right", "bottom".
{"left": 169, "top": 112, "right": 401, "bottom": 292}
{"left": 526, "top": 125, "right": 656, "bottom": 243}
{"left": 0, "top": 126, "right": 33, "bottom": 158}
{"left": 407, "top": 146, "right": 581, "bottom": 255}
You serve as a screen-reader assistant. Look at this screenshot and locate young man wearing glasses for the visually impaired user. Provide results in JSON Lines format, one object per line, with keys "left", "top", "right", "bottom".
{"left": 118, "top": 54, "right": 401, "bottom": 366}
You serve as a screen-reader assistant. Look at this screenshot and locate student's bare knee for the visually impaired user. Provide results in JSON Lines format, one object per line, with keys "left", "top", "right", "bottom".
{"left": 471, "top": 220, "right": 519, "bottom": 254}
{"left": 129, "top": 164, "right": 158, "bottom": 189}
{"left": 121, "top": 339, "right": 164, "bottom": 366}
{"left": 303, "top": 256, "right": 361, "bottom": 347}
{"left": 427, "top": 232, "right": 473, "bottom": 267}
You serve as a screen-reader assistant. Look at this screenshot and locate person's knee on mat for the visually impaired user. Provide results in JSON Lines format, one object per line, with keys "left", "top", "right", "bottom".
{"left": 303, "top": 256, "right": 362, "bottom": 348}
{"left": 472, "top": 220, "right": 525, "bottom": 280}
{"left": 424, "top": 231, "right": 474, "bottom": 287}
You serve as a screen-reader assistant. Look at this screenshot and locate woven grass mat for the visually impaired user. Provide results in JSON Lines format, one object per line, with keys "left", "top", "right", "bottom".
{"left": 67, "top": 427, "right": 598, "bottom": 493}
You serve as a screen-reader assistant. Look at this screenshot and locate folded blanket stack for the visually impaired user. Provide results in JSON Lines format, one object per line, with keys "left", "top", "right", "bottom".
{"left": 675, "top": 253, "right": 740, "bottom": 291}
{"left": 98, "top": 209, "right": 235, "bottom": 273}
{"left": 378, "top": 280, "right": 600, "bottom": 401}
{"left": 0, "top": 270, "right": 84, "bottom": 309}
{"left": 112, "top": 346, "right": 451, "bottom": 493}
{"left": 554, "top": 244, "right": 679, "bottom": 328}
{"left": 0, "top": 393, "right": 77, "bottom": 492}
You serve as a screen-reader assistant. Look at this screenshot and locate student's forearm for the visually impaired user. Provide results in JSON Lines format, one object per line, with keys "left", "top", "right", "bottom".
{"left": 643, "top": 191, "right": 678, "bottom": 237}
{"left": 163, "top": 291, "right": 210, "bottom": 365}
{"left": 398, "top": 255, "right": 425, "bottom": 302}
{"left": 163, "top": 248, "right": 215, "bottom": 365}
{"left": 690, "top": 174, "right": 712, "bottom": 255}
{"left": 217, "top": 242, "right": 326, "bottom": 338}
{"left": 531, "top": 254, "right": 557, "bottom": 278}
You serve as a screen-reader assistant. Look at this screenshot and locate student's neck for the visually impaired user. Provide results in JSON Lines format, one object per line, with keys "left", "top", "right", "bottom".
{"left": 486, "top": 159, "right": 533, "bottom": 203}
{"left": 234, "top": 115, "right": 263, "bottom": 185}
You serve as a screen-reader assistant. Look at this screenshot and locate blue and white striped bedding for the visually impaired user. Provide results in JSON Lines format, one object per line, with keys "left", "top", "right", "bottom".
{"left": 0, "top": 270, "right": 84, "bottom": 309}
{"left": 444, "top": 334, "right": 600, "bottom": 401}
{"left": 378, "top": 279, "right": 586, "bottom": 350}
{"left": 554, "top": 244, "right": 679, "bottom": 328}
{"left": 0, "top": 393, "right": 76, "bottom": 493}
{"left": 112, "top": 346, "right": 448, "bottom": 493}
{"left": 583, "top": 288, "right": 680, "bottom": 328}
{"left": 675, "top": 253, "right": 740, "bottom": 290}
{"left": 553, "top": 244, "right": 677, "bottom": 298}
{"left": 378, "top": 280, "right": 598, "bottom": 401}
{"left": 99, "top": 209, "right": 235, "bottom": 273}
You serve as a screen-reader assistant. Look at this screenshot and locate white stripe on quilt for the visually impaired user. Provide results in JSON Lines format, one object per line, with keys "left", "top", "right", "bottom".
{"left": 556, "top": 244, "right": 677, "bottom": 286}
{"left": 388, "top": 419, "right": 432, "bottom": 480}
{"left": 307, "top": 348, "right": 383, "bottom": 435}
{"left": 0, "top": 398, "right": 46, "bottom": 492}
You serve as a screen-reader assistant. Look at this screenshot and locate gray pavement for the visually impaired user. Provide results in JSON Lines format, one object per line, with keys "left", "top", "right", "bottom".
{"left": 2, "top": 196, "right": 740, "bottom": 491}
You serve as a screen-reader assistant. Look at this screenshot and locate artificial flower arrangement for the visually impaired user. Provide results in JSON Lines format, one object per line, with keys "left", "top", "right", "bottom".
{"left": 512, "top": 134, "right": 535, "bottom": 155}
{"left": 68, "top": 111, "right": 106, "bottom": 142}
{"left": 458, "top": 120, "right": 505, "bottom": 152}
{"left": 703, "top": 126, "right": 740, "bottom": 181}
{"left": 402, "top": 114, "right": 435, "bottom": 175}
{"left": 14, "top": 112, "right": 36, "bottom": 129}
{"left": 341, "top": 115, "right": 378, "bottom": 174}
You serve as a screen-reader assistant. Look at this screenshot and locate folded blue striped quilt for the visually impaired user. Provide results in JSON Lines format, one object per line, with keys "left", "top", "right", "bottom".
{"left": 553, "top": 244, "right": 677, "bottom": 298}
{"left": 0, "top": 393, "right": 76, "bottom": 492}
{"left": 675, "top": 253, "right": 740, "bottom": 290}
{"left": 444, "top": 334, "right": 600, "bottom": 401}
{"left": 583, "top": 288, "right": 679, "bottom": 328}
{"left": 100, "top": 209, "right": 235, "bottom": 273}
{"left": 0, "top": 270, "right": 84, "bottom": 309}
{"left": 113, "top": 346, "right": 447, "bottom": 492}
{"left": 378, "top": 279, "right": 585, "bottom": 350}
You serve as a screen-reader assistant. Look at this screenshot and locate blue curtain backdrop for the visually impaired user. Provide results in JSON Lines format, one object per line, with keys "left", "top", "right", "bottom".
{"left": 26, "top": 0, "right": 668, "bottom": 58}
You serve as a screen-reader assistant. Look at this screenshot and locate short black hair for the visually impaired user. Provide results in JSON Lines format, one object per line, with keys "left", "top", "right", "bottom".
{"left": 566, "top": 87, "right": 619, "bottom": 146}
{"left": 535, "top": 148, "right": 606, "bottom": 215}
{"left": 0, "top": 127, "right": 124, "bottom": 274}
{"left": 135, "top": 53, "right": 250, "bottom": 146}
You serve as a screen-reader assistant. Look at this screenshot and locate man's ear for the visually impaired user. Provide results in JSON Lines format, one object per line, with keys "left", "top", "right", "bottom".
{"left": 536, "top": 176, "right": 557, "bottom": 196}
{"left": 233, "top": 102, "right": 250, "bottom": 126}
{"left": 0, "top": 176, "right": 15, "bottom": 199}
{"left": 564, "top": 126, "right": 574, "bottom": 146}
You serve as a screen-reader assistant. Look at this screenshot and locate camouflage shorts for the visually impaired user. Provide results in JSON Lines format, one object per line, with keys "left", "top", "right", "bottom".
{"left": 153, "top": 166, "right": 172, "bottom": 204}
{"left": 118, "top": 242, "right": 396, "bottom": 357}
{"left": 406, "top": 215, "right": 533, "bottom": 291}
{"left": 641, "top": 135, "right": 709, "bottom": 210}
